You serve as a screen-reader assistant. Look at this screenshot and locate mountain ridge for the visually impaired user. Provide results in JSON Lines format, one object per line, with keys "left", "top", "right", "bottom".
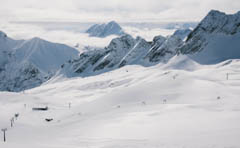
{"left": 0, "top": 32, "right": 79, "bottom": 91}
{"left": 60, "top": 34, "right": 183, "bottom": 77}
{"left": 1, "top": 9, "right": 240, "bottom": 91}
{"left": 179, "top": 9, "right": 240, "bottom": 64}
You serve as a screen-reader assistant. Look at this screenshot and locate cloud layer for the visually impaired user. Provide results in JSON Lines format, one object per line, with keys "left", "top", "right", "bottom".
{"left": 1, "top": 0, "right": 240, "bottom": 22}
{"left": 0, "top": 0, "right": 239, "bottom": 49}
{"left": 0, "top": 21, "right": 176, "bottom": 49}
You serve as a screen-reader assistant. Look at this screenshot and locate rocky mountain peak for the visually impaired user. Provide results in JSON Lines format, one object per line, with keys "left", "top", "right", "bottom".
{"left": 108, "top": 34, "right": 135, "bottom": 51}
{"left": 179, "top": 10, "right": 240, "bottom": 64}
{"left": 186, "top": 10, "right": 240, "bottom": 42}
{"left": 86, "top": 21, "right": 125, "bottom": 38}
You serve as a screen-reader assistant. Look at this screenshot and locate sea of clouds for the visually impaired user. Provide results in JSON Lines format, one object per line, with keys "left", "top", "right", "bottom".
{"left": 0, "top": 21, "right": 196, "bottom": 50}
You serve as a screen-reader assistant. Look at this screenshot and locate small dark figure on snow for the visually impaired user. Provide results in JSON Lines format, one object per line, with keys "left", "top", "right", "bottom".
{"left": 32, "top": 106, "right": 48, "bottom": 111}
{"left": 45, "top": 118, "right": 53, "bottom": 122}
{"left": 142, "top": 101, "right": 146, "bottom": 105}
{"left": 163, "top": 99, "right": 167, "bottom": 104}
{"left": 15, "top": 113, "right": 19, "bottom": 120}
{"left": 10, "top": 118, "right": 14, "bottom": 127}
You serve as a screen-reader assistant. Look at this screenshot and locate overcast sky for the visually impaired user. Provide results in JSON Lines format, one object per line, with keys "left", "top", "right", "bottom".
{"left": 1, "top": 0, "right": 240, "bottom": 22}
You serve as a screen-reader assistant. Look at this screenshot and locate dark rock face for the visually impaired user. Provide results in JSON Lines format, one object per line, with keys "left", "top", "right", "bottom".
{"left": 146, "top": 35, "right": 182, "bottom": 63}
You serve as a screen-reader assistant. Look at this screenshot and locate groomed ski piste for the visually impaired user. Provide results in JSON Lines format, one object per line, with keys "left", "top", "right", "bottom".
{"left": 0, "top": 55, "right": 240, "bottom": 148}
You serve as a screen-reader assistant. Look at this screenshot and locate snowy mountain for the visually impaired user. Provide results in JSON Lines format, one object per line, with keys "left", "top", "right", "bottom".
{"left": 14, "top": 37, "right": 79, "bottom": 73}
{"left": 1, "top": 29, "right": 183, "bottom": 90}
{"left": 60, "top": 34, "right": 183, "bottom": 77}
{"left": 179, "top": 10, "right": 240, "bottom": 64}
{"left": 0, "top": 31, "right": 79, "bottom": 91}
{"left": 1, "top": 10, "right": 240, "bottom": 148}
{"left": 146, "top": 35, "right": 183, "bottom": 63}
{"left": 0, "top": 31, "right": 24, "bottom": 70}
{"left": 86, "top": 21, "right": 125, "bottom": 38}
{"left": 61, "top": 10, "right": 240, "bottom": 77}
{"left": 1, "top": 10, "right": 240, "bottom": 91}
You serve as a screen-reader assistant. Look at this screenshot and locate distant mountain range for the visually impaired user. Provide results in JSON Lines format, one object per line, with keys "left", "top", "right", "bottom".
{"left": 86, "top": 21, "right": 125, "bottom": 38}
{"left": 0, "top": 10, "right": 240, "bottom": 91}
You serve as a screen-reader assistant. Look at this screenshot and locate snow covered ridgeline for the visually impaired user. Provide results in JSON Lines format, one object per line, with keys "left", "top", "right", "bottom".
{"left": 0, "top": 23, "right": 191, "bottom": 90}
{"left": 179, "top": 10, "right": 240, "bottom": 64}
{"left": 60, "top": 34, "right": 183, "bottom": 77}
{"left": 86, "top": 21, "right": 125, "bottom": 38}
{"left": 0, "top": 33, "right": 79, "bottom": 92}
{"left": 61, "top": 10, "right": 240, "bottom": 77}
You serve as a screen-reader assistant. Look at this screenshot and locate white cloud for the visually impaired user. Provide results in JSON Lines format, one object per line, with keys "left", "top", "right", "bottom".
{"left": 0, "top": 22, "right": 116, "bottom": 48}
{"left": 1, "top": 0, "right": 239, "bottom": 22}
{"left": 0, "top": 21, "right": 177, "bottom": 49}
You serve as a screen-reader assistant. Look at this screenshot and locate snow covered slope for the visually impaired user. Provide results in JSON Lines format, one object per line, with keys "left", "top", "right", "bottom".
{"left": 86, "top": 21, "right": 125, "bottom": 38}
{"left": 60, "top": 34, "right": 183, "bottom": 77}
{"left": 14, "top": 37, "right": 79, "bottom": 73}
{"left": 0, "top": 31, "right": 79, "bottom": 91}
{"left": 0, "top": 57, "right": 240, "bottom": 148}
{"left": 179, "top": 10, "right": 240, "bottom": 64}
